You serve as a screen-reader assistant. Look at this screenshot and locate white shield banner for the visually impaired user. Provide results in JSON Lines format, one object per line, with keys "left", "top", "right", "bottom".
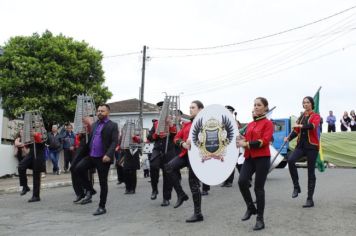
{"left": 188, "top": 104, "right": 239, "bottom": 185}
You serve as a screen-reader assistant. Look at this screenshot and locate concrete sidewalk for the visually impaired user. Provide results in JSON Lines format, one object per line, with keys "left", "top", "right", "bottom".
{"left": 0, "top": 168, "right": 119, "bottom": 195}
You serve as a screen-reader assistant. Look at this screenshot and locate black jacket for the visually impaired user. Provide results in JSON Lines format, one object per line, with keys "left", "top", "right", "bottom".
{"left": 27, "top": 142, "right": 46, "bottom": 172}
{"left": 123, "top": 149, "right": 141, "bottom": 170}
{"left": 47, "top": 132, "right": 62, "bottom": 152}
{"left": 78, "top": 119, "right": 119, "bottom": 161}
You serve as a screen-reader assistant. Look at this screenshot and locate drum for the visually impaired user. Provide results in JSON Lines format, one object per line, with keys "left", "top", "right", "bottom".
{"left": 188, "top": 104, "right": 239, "bottom": 185}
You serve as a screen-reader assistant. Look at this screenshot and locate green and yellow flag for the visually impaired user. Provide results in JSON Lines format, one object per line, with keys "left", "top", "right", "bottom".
{"left": 313, "top": 87, "right": 326, "bottom": 172}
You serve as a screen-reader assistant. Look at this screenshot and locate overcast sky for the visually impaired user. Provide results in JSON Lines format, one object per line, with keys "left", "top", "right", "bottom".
{"left": 1, "top": 0, "right": 356, "bottom": 130}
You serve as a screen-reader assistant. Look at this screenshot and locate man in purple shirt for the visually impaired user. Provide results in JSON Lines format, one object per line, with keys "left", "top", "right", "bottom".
{"left": 76, "top": 104, "right": 118, "bottom": 216}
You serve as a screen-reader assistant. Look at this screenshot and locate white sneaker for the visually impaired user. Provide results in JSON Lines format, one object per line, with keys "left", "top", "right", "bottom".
{"left": 41, "top": 173, "right": 46, "bottom": 178}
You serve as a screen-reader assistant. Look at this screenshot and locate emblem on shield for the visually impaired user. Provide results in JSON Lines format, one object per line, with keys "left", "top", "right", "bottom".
{"left": 192, "top": 116, "right": 234, "bottom": 162}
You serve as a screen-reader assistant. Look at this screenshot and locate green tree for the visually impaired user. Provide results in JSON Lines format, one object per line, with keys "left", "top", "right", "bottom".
{"left": 0, "top": 30, "right": 112, "bottom": 126}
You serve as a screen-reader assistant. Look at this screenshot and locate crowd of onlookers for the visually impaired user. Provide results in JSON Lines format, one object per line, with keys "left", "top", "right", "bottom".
{"left": 323, "top": 110, "right": 356, "bottom": 132}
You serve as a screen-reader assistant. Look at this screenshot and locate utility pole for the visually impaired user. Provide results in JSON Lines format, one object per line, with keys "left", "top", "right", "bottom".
{"left": 139, "top": 45, "right": 147, "bottom": 142}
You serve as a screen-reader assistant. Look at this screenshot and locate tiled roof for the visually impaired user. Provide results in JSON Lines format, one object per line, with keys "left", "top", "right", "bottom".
{"left": 107, "top": 99, "right": 159, "bottom": 113}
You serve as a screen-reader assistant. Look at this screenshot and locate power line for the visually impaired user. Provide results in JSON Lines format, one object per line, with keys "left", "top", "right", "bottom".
{"left": 149, "top": 14, "right": 356, "bottom": 93}
{"left": 103, "top": 51, "right": 141, "bottom": 59}
{"left": 182, "top": 42, "right": 356, "bottom": 97}
{"left": 149, "top": 27, "right": 356, "bottom": 59}
{"left": 151, "top": 5, "right": 356, "bottom": 51}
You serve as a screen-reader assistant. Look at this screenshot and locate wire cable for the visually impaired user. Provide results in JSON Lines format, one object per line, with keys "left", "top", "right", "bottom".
{"left": 151, "top": 5, "right": 356, "bottom": 51}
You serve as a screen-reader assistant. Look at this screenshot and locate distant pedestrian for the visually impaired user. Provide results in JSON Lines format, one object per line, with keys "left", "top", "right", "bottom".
{"left": 142, "top": 154, "right": 150, "bottom": 178}
{"left": 47, "top": 125, "right": 62, "bottom": 175}
{"left": 350, "top": 110, "right": 356, "bottom": 131}
{"left": 326, "top": 111, "right": 336, "bottom": 132}
{"left": 340, "top": 111, "right": 351, "bottom": 132}
{"left": 62, "top": 124, "right": 75, "bottom": 172}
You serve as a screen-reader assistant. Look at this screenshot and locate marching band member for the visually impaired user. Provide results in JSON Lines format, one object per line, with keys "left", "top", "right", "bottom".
{"left": 166, "top": 100, "right": 205, "bottom": 223}
{"left": 70, "top": 116, "right": 96, "bottom": 203}
{"left": 76, "top": 104, "right": 118, "bottom": 216}
{"left": 284, "top": 96, "right": 321, "bottom": 208}
{"left": 18, "top": 131, "right": 46, "bottom": 202}
{"left": 122, "top": 135, "right": 141, "bottom": 194}
{"left": 236, "top": 97, "right": 273, "bottom": 230}
{"left": 147, "top": 102, "right": 179, "bottom": 207}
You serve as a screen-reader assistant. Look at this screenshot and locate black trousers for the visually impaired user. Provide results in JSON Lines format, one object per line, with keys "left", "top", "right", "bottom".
{"left": 63, "top": 149, "right": 74, "bottom": 170}
{"left": 124, "top": 169, "right": 137, "bottom": 192}
{"left": 288, "top": 148, "right": 318, "bottom": 200}
{"left": 77, "top": 157, "right": 111, "bottom": 208}
{"left": 149, "top": 151, "right": 174, "bottom": 200}
{"left": 116, "top": 164, "right": 125, "bottom": 183}
{"left": 238, "top": 157, "right": 270, "bottom": 218}
{"left": 71, "top": 156, "right": 94, "bottom": 197}
{"left": 18, "top": 156, "right": 41, "bottom": 198}
{"left": 166, "top": 155, "right": 202, "bottom": 215}
{"left": 327, "top": 124, "right": 336, "bottom": 132}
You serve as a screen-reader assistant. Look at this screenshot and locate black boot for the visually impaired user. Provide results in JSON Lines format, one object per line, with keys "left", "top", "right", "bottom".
{"left": 253, "top": 216, "right": 265, "bottom": 230}
{"left": 303, "top": 198, "right": 314, "bottom": 208}
{"left": 28, "top": 196, "right": 40, "bottom": 202}
{"left": 303, "top": 179, "right": 315, "bottom": 208}
{"left": 73, "top": 194, "right": 85, "bottom": 203}
{"left": 186, "top": 191, "right": 203, "bottom": 223}
{"left": 81, "top": 191, "right": 92, "bottom": 205}
{"left": 186, "top": 213, "right": 204, "bottom": 223}
{"left": 20, "top": 186, "right": 30, "bottom": 196}
{"left": 151, "top": 190, "right": 158, "bottom": 200}
{"left": 292, "top": 185, "right": 301, "bottom": 198}
{"left": 174, "top": 194, "right": 189, "bottom": 208}
{"left": 241, "top": 203, "right": 257, "bottom": 221}
{"left": 161, "top": 199, "right": 170, "bottom": 207}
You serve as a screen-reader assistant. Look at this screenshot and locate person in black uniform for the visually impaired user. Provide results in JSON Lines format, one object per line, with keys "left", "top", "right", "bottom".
{"left": 122, "top": 135, "right": 141, "bottom": 194}
{"left": 147, "top": 101, "right": 179, "bottom": 207}
{"left": 18, "top": 131, "right": 46, "bottom": 202}
{"left": 71, "top": 116, "right": 97, "bottom": 204}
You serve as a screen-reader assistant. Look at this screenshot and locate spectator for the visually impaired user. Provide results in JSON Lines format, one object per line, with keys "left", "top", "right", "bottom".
{"left": 142, "top": 154, "right": 150, "bottom": 178}
{"left": 326, "top": 111, "right": 336, "bottom": 132}
{"left": 319, "top": 117, "right": 323, "bottom": 133}
{"left": 350, "top": 110, "right": 356, "bottom": 131}
{"left": 62, "top": 124, "right": 75, "bottom": 173}
{"left": 340, "top": 111, "right": 351, "bottom": 132}
{"left": 47, "top": 125, "right": 62, "bottom": 175}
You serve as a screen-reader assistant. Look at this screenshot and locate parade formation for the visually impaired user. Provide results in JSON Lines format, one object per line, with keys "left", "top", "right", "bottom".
{"left": 11, "top": 91, "right": 329, "bottom": 232}
{"left": 2, "top": 3, "right": 356, "bottom": 234}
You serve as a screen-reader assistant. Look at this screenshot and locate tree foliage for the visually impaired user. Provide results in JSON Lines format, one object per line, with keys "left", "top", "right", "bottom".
{"left": 0, "top": 30, "right": 112, "bottom": 126}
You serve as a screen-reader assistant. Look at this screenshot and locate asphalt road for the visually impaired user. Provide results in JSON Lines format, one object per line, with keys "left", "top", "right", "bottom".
{"left": 1, "top": 168, "right": 356, "bottom": 236}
